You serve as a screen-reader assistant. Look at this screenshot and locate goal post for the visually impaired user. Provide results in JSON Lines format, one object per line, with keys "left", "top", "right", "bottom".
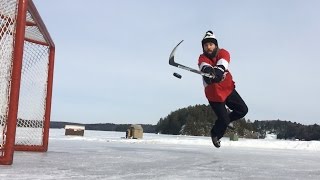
{"left": 0, "top": 0, "right": 55, "bottom": 165}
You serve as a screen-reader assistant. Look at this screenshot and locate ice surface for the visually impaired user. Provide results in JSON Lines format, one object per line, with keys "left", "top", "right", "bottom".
{"left": 1, "top": 129, "right": 320, "bottom": 179}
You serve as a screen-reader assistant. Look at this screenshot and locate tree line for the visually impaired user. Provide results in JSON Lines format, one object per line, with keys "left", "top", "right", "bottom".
{"left": 155, "top": 104, "right": 320, "bottom": 141}
{"left": 50, "top": 121, "right": 156, "bottom": 133}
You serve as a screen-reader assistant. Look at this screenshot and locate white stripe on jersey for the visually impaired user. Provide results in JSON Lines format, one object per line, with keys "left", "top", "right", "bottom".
{"left": 216, "top": 58, "right": 229, "bottom": 70}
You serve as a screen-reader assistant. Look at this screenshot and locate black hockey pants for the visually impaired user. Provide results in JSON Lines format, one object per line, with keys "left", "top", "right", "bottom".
{"left": 209, "top": 89, "right": 248, "bottom": 139}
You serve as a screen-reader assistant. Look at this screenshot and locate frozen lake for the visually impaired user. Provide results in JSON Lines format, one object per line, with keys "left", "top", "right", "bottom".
{"left": 1, "top": 129, "right": 320, "bottom": 179}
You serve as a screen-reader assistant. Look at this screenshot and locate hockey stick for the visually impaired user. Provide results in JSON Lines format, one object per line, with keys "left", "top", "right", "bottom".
{"left": 169, "top": 40, "right": 215, "bottom": 79}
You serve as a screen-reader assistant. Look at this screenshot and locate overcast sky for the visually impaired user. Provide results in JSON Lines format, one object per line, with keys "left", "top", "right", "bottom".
{"left": 33, "top": 0, "right": 320, "bottom": 125}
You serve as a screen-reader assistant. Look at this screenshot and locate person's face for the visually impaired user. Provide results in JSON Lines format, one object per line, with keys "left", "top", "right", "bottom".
{"left": 203, "top": 42, "right": 216, "bottom": 54}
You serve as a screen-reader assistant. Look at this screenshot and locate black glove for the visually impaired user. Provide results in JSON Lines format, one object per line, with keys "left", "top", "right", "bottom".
{"left": 212, "top": 65, "right": 225, "bottom": 83}
{"left": 201, "top": 65, "right": 225, "bottom": 84}
{"left": 201, "top": 65, "right": 214, "bottom": 84}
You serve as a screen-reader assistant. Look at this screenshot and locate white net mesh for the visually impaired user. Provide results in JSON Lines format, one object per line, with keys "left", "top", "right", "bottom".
{"left": 0, "top": 0, "right": 18, "bottom": 154}
{"left": 25, "top": 11, "right": 46, "bottom": 44}
{"left": 15, "top": 40, "right": 49, "bottom": 146}
{"left": 15, "top": 10, "right": 50, "bottom": 147}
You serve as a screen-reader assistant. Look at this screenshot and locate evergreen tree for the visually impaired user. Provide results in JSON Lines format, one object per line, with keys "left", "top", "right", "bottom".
{"left": 155, "top": 104, "right": 216, "bottom": 136}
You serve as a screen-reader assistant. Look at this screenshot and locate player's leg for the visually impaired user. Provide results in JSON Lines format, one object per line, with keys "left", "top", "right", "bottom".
{"left": 226, "top": 89, "right": 248, "bottom": 122}
{"left": 209, "top": 101, "right": 230, "bottom": 140}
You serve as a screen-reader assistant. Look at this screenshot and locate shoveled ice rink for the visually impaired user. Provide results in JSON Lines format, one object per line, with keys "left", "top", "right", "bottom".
{"left": 1, "top": 129, "right": 320, "bottom": 180}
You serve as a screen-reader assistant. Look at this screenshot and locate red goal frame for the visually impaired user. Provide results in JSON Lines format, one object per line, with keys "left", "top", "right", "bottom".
{"left": 0, "top": 0, "right": 55, "bottom": 165}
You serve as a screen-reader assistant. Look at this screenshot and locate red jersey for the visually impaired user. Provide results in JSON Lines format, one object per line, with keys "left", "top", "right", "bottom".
{"left": 198, "top": 48, "right": 235, "bottom": 102}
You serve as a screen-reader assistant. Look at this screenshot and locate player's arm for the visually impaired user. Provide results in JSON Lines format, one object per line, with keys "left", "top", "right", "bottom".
{"left": 213, "top": 49, "right": 230, "bottom": 82}
{"left": 198, "top": 55, "right": 215, "bottom": 84}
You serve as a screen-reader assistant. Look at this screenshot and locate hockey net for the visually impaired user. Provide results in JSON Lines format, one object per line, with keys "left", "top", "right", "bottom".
{"left": 0, "top": 0, "right": 55, "bottom": 165}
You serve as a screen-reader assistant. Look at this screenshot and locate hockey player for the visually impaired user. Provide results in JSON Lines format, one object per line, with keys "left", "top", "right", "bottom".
{"left": 198, "top": 30, "right": 248, "bottom": 148}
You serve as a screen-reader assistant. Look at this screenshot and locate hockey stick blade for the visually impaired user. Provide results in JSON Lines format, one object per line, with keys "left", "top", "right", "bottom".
{"left": 169, "top": 40, "right": 184, "bottom": 67}
{"left": 169, "top": 40, "right": 215, "bottom": 79}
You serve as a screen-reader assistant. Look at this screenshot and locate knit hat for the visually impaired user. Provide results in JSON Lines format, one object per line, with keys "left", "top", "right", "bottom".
{"left": 201, "top": 30, "right": 218, "bottom": 47}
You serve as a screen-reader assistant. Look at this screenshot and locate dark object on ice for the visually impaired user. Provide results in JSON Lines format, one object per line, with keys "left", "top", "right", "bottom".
{"left": 173, "top": 72, "right": 182, "bottom": 79}
{"left": 65, "top": 125, "right": 85, "bottom": 136}
{"left": 126, "top": 124, "right": 143, "bottom": 139}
